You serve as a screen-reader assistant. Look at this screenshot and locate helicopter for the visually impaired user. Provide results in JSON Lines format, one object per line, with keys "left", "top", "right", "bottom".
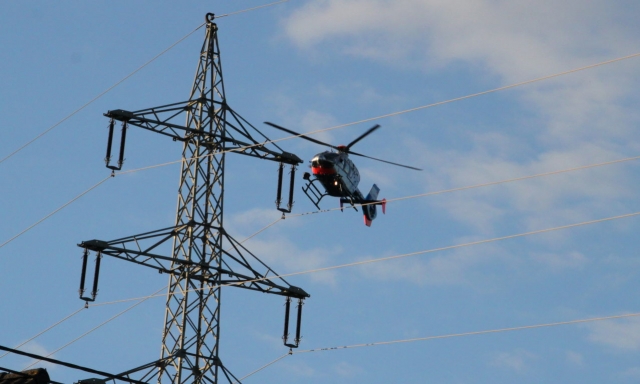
{"left": 265, "top": 122, "right": 422, "bottom": 226}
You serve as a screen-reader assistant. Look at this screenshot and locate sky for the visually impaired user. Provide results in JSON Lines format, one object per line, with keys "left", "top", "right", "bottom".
{"left": 1, "top": 1, "right": 640, "bottom": 383}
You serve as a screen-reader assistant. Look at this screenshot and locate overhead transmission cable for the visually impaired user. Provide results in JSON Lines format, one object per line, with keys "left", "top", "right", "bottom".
{"left": 3, "top": 151, "right": 638, "bottom": 261}
{"left": 14, "top": 217, "right": 285, "bottom": 368}
{"left": 4, "top": 48, "right": 640, "bottom": 251}
{"left": 293, "top": 312, "right": 640, "bottom": 354}
{"left": 0, "top": 307, "right": 86, "bottom": 360}
{"left": 0, "top": 26, "right": 205, "bottom": 166}
{"left": 216, "top": 0, "right": 292, "bottom": 18}
{"left": 22, "top": 211, "right": 636, "bottom": 373}
{"left": 0, "top": 175, "right": 112, "bottom": 251}
{"left": 228, "top": 312, "right": 640, "bottom": 377}
{"left": 262, "top": 210, "right": 640, "bottom": 282}
{"left": 234, "top": 353, "right": 291, "bottom": 384}
{"left": 0, "top": 344, "right": 144, "bottom": 384}
{"left": 103, "top": 50, "right": 640, "bottom": 174}
{"left": 236, "top": 312, "right": 640, "bottom": 379}
{"left": 289, "top": 154, "right": 640, "bottom": 217}
{"left": 2, "top": 19, "right": 639, "bottom": 253}
{"left": 6, "top": 165, "right": 638, "bottom": 368}
{"left": 0, "top": 0, "right": 290, "bottom": 166}
{"left": 76, "top": 209, "right": 640, "bottom": 305}
{"left": 22, "top": 286, "right": 166, "bottom": 370}
{"left": 293, "top": 51, "right": 640, "bottom": 138}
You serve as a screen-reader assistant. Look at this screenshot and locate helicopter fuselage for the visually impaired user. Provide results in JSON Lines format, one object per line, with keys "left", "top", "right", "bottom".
{"left": 311, "top": 150, "right": 363, "bottom": 199}
{"left": 264, "top": 121, "right": 411, "bottom": 226}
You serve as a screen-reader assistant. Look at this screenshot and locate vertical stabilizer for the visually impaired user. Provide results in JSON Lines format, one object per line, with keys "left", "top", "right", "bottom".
{"left": 363, "top": 184, "right": 382, "bottom": 226}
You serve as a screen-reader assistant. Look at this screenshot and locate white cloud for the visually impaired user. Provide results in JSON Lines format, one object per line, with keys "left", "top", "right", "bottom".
{"left": 283, "top": 0, "right": 638, "bottom": 79}
{"left": 228, "top": 208, "right": 288, "bottom": 233}
{"left": 491, "top": 349, "right": 537, "bottom": 373}
{"left": 565, "top": 350, "right": 584, "bottom": 366}
{"left": 585, "top": 317, "right": 640, "bottom": 350}
{"left": 264, "top": 90, "right": 339, "bottom": 147}
{"left": 279, "top": 360, "right": 316, "bottom": 377}
{"left": 530, "top": 251, "right": 588, "bottom": 272}
{"left": 19, "top": 342, "right": 57, "bottom": 371}
{"left": 333, "top": 361, "right": 364, "bottom": 377}
{"left": 245, "top": 235, "right": 342, "bottom": 286}
{"left": 226, "top": 209, "right": 343, "bottom": 286}
{"left": 416, "top": 137, "right": 636, "bottom": 236}
{"left": 282, "top": 0, "right": 640, "bottom": 238}
{"left": 356, "top": 241, "right": 508, "bottom": 286}
{"left": 618, "top": 367, "right": 640, "bottom": 380}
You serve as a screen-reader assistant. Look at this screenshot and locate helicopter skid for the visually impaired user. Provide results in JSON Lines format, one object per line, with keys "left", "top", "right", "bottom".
{"left": 302, "top": 176, "right": 328, "bottom": 211}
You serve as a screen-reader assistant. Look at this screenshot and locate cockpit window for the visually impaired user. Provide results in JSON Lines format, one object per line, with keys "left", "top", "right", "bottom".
{"left": 323, "top": 153, "right": 339, "bottom": 161}
{"left": 312, "top": 152, "right": 339, "bottom": 168}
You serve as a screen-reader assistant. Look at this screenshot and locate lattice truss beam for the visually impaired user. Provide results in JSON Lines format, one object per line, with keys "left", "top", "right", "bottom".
{"left": 104, "top": 100, "right": 302, "bottom": 167}
{"left": 78, "top": 225, "right": 309, "bottom": 300}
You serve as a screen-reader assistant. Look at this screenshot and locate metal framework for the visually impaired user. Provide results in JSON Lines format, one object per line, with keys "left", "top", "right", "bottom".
{"left": 78, "top": 13, "right": 308, "bottom": 384}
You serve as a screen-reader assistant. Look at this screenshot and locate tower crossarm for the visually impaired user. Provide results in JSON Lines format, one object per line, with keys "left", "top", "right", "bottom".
{"left": 78, "top": 223, "right": 310, "bottom": 301}
{"left": 105, "top": 102, "right": 302, "bottom": 165}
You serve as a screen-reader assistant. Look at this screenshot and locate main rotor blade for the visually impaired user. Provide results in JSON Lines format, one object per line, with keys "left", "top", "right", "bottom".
{"left": 264, "top": 122, "right": 338, "bottom": 150}
{"left": 348, "top": 150, "right": 423, "bottom": 171}
{"left": 346, "top": 124, "right": 380, "bottom": 150}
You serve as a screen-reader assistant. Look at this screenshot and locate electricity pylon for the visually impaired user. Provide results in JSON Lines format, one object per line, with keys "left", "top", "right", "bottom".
{"left": 77, "top": 13, "right": 309, "bottom": 384}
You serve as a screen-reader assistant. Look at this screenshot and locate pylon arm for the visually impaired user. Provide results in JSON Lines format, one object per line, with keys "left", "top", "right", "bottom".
{"left": 105, "top": 102, "right": 302, "bottom": 165}
{"left": 78, "top": 223, "right": 309, "bottom": 301}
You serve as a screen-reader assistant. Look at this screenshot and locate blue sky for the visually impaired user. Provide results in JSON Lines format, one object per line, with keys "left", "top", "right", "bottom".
{"left": 1, "top": 1, "right": 640, "bottom": 383}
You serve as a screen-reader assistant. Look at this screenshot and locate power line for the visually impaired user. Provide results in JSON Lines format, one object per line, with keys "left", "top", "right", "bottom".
{"left": 80, "top": 209, "right": 640, "bottom": 304}
{"left": 215, "top": 312, "right": 640, "bottom": 379}
{"left": 0, "top": 175, "right": 112, "bottom": 251}
{"left": 0, "top": 344, "right": 146, "bottom": 384}
{"left": 234, "top": 353, "right": 291, "bottom": 383}
{"left": 288, "top": 154, "right": 640, "bottom": 217}
{"left": 22, "top": 286, "right": 165, "bottom": 370}
{"left": 0, "top": 366, "right": 63, "bottom": 384}
{"left": 103, "top": 51, "right": 640, "bottom": 175}
{"left": 4, "top": 150, "right": 638, "bottom": 273}
{"left": 2, "top": 53, "right": 638, "bottom": 253}
{"left": 272, "top": 51, "right": 640, "bottom": 141}
{"left": 15, "top": 186, "right": 635, "bottom": 377}
{"left": 1, "top": 14, "right": 638, "bottom": 256}
{"left": 268, "top": 211, "right": 640, "bottom": 281}
{"left": 0, "top": 0, "right": 292, "bottom": 166}
{"left": 0, "top": 27, "right": 206, "bottom": 167}
{"left": 11, "top": 217, "right": 287, "bottom": 370}
{"left": 293, "top": 312, "right": 640, "bottom": 354}
{"left": 0, "top": 307, "right": 85, "bottom": 360}
{"left": 217, "top": 0, "right": 292, "bottom": 18}
{"left": 4, "top": 157, "right": 632, "bottom": 379}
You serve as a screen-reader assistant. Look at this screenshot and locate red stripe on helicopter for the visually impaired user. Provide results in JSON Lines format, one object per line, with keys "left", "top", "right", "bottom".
{"left": 312, "top": 167, "right": 336, "bottom": 175}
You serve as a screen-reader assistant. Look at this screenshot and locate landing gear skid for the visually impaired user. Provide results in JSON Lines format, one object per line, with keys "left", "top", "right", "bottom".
{"left": 302, "top": 172, "right": 327, "bottom": 210}
{"left": 339, "top": 197, "right": 358, "bottom": 212}
{"left": 302, "top": 172, "right": 360, "bottom": 212}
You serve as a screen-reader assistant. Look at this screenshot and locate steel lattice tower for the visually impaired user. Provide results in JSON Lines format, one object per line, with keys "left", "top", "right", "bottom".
{"left": 77, "top": 13, "right": 308, "bottom": 384}
{"left": 160, "top": 18, "right": 227, "bottom": 384}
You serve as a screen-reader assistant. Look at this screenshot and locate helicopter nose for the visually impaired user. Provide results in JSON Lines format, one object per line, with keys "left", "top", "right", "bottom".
{"left": 311, "top": 155, "right": 333, "bottom": 169}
